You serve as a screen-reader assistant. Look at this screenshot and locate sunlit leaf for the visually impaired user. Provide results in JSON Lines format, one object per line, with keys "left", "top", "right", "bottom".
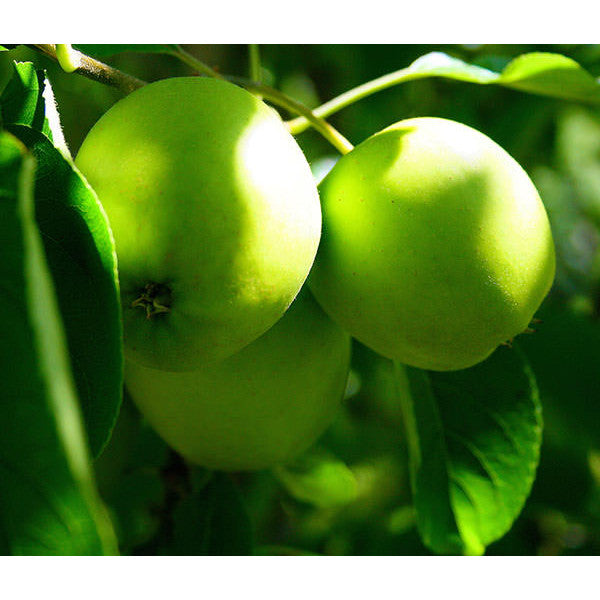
{"left": 402, "top": 51, "right": 500, "bottom": 84}
{"left": 499, "top": 53, "right": 600, "bottom": 103}
{"left": 405, "top": 51, "right": 600, "bottom": 104}
{"left": 0, "top": 62, "right": 71, "bottom": 158}
{"left": 0, "top": 62, "right": 52, "bottom": 138}
{"left": 397, "top": 345, "right": 542, "bottom": 555}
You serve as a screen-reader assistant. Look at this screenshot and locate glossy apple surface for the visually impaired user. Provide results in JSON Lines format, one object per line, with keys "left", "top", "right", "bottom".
{"left": 124, "top": 289, "right": 351, "bottom": 471}
{"left": 76, "top": 77, "right": 321, "bottom": 371}
{"left": 309, "top": 117, "right": 556, "bottom": 371}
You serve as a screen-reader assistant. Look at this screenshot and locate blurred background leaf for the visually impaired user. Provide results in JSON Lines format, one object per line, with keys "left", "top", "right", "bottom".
{"left": 273, "top": 447, "right": 358, "bottom": 509}
{"left": 94, "top": 393, "right": 170, "bottom": 554}
{"left": 165, "top": 471, "right": 254, "bottom": 556}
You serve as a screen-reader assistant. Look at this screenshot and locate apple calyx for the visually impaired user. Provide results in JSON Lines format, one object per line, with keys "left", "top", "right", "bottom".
{"left": 131, "top": 282, "right": 172, "bottom": 319}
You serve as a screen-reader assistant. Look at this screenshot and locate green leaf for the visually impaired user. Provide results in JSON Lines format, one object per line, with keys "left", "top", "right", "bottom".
{"left": 168, "top": 471, "right": 254, "bottom": 555}
{"left": 6, "top": 124, "right": 123, "bottom": 458}
{"left": 397, "top": 345, "right": 542, "bottom": 555}
{"left": 0, "top": 62, "right": 71, "bottom": 158}
{"left": 0, "top": 130, "right": 117, "bottom": 554}
{"left": 0, "top": 62, "right": 52, "bottom": 138}
{"left": 499, "top": 52, "right": 600, "bottom": 103}
{"left": 289, "top": 50, "right": 600, "bottom": 136}
{"left": 274, "top": 447, "right": 358, "bottom": 508}
{"left": 402, "top": 51, "right": 500, "bottom": 85}
{"left": 398, "top": 51, "right": 600, "bottom": 105}
{"left": 105, "top": 470, "right": 164, "bottom": 553}
{"left": 74, "top": 44, "right": 178, "bottom": 58}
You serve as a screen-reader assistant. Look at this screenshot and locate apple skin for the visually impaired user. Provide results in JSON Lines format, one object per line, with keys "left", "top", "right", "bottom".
{"left": 124, "top": 288, "right": 351, "bottom": 471}
{"left": 75, "top": 77, "right": 321, "bottom": 371}
{"left": 309, "top": 117, "right": 556, "bottom": 371}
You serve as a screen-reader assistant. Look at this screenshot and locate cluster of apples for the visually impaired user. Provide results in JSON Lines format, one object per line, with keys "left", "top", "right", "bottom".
{"left": 75, "top": 77, "right": 555, "bottom": 471}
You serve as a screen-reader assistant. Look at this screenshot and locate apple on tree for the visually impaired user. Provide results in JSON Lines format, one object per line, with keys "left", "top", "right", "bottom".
{"left": 309, "top": 117, "right": 556, "bottom": 371}
{"left": 76, "top": 73, "right": 554, "bottom": 473}
{"left": 75, "top": 76, "right": 322, "bottom": 372}
{"left": 124, "top": 288, "right": 352, "bottom": 471}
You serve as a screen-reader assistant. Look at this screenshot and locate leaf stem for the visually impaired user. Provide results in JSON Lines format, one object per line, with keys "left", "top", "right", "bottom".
{"left": 248, "top": 44, "right": 262, "bottom": 100}
{"left": 286, "top": 65, "right": 429, "bottom": 134}
{"left": 249, "top": 44, "right": 261, "bottom": 83}
{"left": 31, "top": 43, "right": 354, "bottom": 155}
{"left": 29, "top": 44, "right": 146, "bottom": 95}
{"left": 168, "top": 45, "right": 225, "bottom": 79}
{"left": 227, "top": 75, "right": 354, "bottom": 155}
{"left": 168, "top": 45, "right": 353, "bottom": 155}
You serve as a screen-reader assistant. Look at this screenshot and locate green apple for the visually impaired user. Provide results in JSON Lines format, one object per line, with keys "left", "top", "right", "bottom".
{"left": 75, "top": 77, "right": 321, "bottom": 371}
{"left": 309, "top": 117, "right": 556, "bottom": 371}
{"left": 124, "top": 288, "right": 351, "bottom": 471}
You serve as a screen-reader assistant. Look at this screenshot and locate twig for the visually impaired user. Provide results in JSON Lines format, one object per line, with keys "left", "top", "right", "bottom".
{"left": 29, "top": 44, "right": 146, "bottom": 95}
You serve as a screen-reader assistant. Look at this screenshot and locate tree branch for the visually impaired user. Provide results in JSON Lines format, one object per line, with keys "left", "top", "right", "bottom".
{"left": 29, "top": 44, "right": 146, "bottom": 95}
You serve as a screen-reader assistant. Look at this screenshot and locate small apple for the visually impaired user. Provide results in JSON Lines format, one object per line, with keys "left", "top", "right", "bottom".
{"left": 309, "top": 117, "right": 556, "bottom": 371}
{"left": 75, "top": 77, "right": 321, "bottom": 371}
{"left": 124, "top": 288, "right": 351, "bottom": 471}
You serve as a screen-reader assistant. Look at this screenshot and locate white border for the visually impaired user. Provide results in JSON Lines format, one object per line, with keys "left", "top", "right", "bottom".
{"left": 0, "top": 555, "right": 597, "bottom": 599}
{"left": 4, "top": 1, "right": 599, "bottom": 44}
